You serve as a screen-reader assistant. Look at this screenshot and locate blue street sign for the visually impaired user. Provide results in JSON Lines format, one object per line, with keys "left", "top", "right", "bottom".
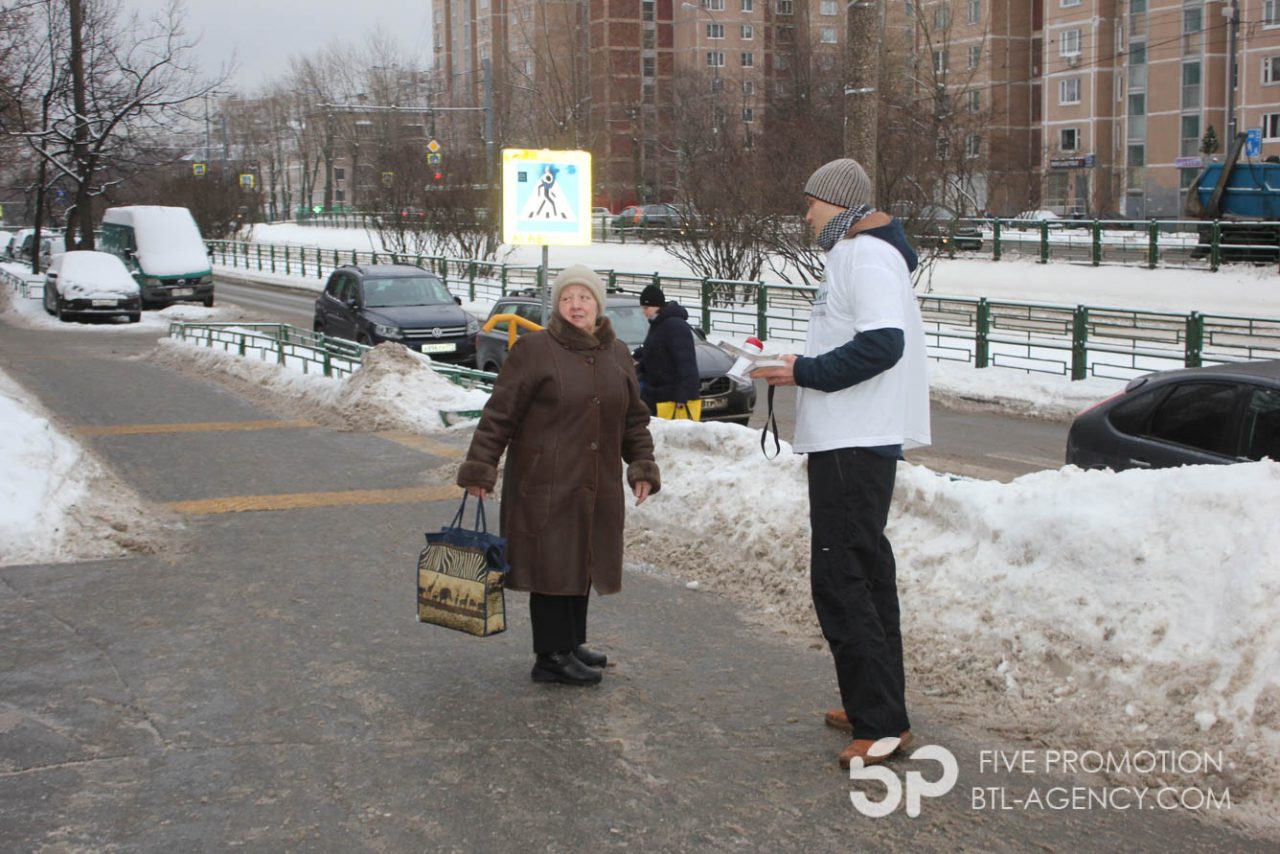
{"left": 1246, "top": 128, "right": 1262, "bottom": 158}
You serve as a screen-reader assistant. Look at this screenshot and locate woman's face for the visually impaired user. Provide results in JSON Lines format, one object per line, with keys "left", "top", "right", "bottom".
{"left": 558, "top": 283, "right": 599, "bottom": 332}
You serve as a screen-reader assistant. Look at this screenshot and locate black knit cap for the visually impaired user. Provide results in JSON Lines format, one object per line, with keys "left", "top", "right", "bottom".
{"left": 639, "top": 284, "right": 666, "bottom": 307}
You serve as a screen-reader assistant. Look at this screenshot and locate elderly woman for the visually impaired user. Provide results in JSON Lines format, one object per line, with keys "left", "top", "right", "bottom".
{"left": 457, "top": 265, "right": 661, "bottom": 686}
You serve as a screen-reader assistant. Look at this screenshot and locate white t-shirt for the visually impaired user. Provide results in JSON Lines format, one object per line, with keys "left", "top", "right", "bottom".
{"left": 792, "top": 233, "right": 932, "bottom": 453}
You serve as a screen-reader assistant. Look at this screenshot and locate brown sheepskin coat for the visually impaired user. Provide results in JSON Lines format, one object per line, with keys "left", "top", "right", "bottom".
{"left": 456, "top": 313, "right": 661, "bottom": 595}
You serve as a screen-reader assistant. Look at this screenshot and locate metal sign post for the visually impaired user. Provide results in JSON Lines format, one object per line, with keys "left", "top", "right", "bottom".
{"left": 501, "top": 148, "right": 593, "bottom": 320}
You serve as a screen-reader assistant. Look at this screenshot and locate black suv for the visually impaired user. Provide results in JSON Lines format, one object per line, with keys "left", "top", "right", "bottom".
{"left": 314, "top": 264, "right": 478, "bottom": 365}
{"left": 476, "top": 289, "right": 757, "bottom": 425}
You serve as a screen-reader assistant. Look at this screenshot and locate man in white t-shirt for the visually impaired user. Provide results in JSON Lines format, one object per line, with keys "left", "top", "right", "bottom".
{"left": 753, "top": 158, "right": 931, "bottom": 771}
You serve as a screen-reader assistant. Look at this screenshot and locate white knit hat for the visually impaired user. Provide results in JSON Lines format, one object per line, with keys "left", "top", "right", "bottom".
{"left": 550, "top": 264, "right": 606, "bottom": 312}
{"left": 804, "top": 158, "right": 874, "bottom": 209}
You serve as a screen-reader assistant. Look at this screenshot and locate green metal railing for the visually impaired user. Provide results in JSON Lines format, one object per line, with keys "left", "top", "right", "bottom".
{"left": 208, "top": 241, "right": 1280, "bottom": 382}
{"left": 0, "top": 265, "right": 44, "bottom": 299}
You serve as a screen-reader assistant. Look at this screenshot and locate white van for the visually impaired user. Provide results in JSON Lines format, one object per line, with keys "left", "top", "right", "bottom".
{"left": 99, "top": 206, "right": 213, "bottom": 307}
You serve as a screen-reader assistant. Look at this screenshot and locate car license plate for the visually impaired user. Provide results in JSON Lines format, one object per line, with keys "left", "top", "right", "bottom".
{"left": 420, "top": 342, "right": 457, "bottom": 354}
{"left": 171, "top": 287, "right": 194, "bottom": 296}
{"left": 701, "top": 397, "right": 729, "bottom": 410}
{"left": 91, "top": 299, "right": 118, "bottom": 307}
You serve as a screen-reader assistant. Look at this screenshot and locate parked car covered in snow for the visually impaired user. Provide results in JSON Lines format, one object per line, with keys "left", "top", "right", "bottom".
{"left": 99, "top": 206, "right": 213, "bottom": 308}
{"left": 43, "top": 250, "right": 142, "bottom": 323}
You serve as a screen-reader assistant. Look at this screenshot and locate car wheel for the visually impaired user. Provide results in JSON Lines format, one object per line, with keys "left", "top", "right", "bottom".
{"left": 313, "top": 319, "right": 324, "bottom": 334}
{"left": 357, "top": 333, "right": 372, "bottom": 346}
{"left": 202, "top": 295, "right": 214, "bottom": 308}
{"left": 127, "top": 312, "right": 141, "bottom": 323}
{"left": 43, "top": 288, "right": 54, "bottom": 315}
{"left": 483, "top": 361, "right": 500, "bottom": 373}
{"left": 55, "top": 293, "right": 70, "bottom": 322}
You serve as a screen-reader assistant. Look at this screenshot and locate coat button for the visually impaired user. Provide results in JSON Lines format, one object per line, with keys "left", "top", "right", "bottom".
{"left": 592, "top": 396, "right": 601, "bottom": 405}
{"left": 589, "top": 442, "right": 598, "bottom": 450}
{"left": 586, "top": 356, "right": 595, "bottom": 365}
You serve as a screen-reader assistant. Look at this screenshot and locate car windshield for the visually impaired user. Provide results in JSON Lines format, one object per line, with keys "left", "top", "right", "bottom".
{"left": 362, "top": 276, "right": 452, "bottom": 307}
{"left": 606, "top": 304, "right": 650, "bottom": 346}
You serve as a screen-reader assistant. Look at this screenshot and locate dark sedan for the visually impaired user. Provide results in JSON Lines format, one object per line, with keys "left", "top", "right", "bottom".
{"left": 1065, "top": 360, "right": 1280, "bottom": 470}
{"left": 476, "top": 290, "right": 757, "bottom": 425}
{"left": 313, "top": 264, "right": 478, "bottom": 365}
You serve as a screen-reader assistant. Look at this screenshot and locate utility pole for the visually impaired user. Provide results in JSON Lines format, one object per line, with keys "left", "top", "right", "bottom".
{"left": 1224, "top": 0, "right": 1239, "bottom": 140}
{"left": 844, "top": 0, "right": 883, "bottom": 194}
{"left": 68, "top": 0, "right": 92, "bottom": 250}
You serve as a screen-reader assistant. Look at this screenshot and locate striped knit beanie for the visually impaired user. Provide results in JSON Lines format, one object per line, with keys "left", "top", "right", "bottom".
{"left": 804, "top": 158, "right": 873, "bottom": 210}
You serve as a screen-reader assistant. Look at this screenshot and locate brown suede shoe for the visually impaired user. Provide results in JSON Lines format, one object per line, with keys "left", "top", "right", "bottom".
{"left": 824, "top": 709, "right": 853, "bottom": 732}
{"left": 838, "top": 731, "right": 914, "bottom": 769}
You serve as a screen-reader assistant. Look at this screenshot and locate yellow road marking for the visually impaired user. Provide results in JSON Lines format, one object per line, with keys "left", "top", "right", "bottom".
{"left": 377, "top": 430, "right": 466, "bottom": 459}
{"left": 165, "top": 484, "right": 462, "bottom": 515}
{"left": 78, "top": 419, "right": 318, "bottom": 436}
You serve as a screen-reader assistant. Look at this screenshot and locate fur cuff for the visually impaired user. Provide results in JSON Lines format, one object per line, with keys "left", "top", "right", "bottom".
{"left": 627, "top": 459, "right": 661, "bottom": 495}
{"left": 456, "top": 459, "right": 498, "bottom": 491}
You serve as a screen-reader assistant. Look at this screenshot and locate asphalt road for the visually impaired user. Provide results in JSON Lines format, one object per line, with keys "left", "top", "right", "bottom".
{"left": 215, "top": 276, "right": 1072, "bottom": 482}
{"left": 1, "top": 310, "right": 1270, "bottom": 850}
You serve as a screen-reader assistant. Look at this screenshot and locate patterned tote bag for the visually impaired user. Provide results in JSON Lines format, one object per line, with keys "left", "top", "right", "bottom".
{"left": 416, "top": 495, "right": 510, "bottom": 637}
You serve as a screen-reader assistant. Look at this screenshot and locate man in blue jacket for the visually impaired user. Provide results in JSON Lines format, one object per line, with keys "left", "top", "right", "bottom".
{"left": 635, "top": 284, "right": 702, "bottom": 420}
{"left": 752, "top": 158, "right": 931, "bottom": 771}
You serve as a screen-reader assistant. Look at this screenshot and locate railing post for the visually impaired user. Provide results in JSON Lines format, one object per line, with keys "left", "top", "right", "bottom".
{"left": 1209, "top": 220, "right": 1222, "bottom": 272}
{"left": 317, "top": 247, "right": 323, "bottom": 278}
{"left": 701, "top": 278, "right": 712, "bottom": 331}
{"left": 608, "top": 270, "right": 617, "bottom": 290}
{"left": 283, "top": 245, "right": 290, "bottom": 274}
{"left": 1071, "top": 305, "right": 1089, "bottom": 381}
{"left": 1147, "top": 219, "right": 1159, "bottom": 269}
{"left": 300, "top": 247, "right": 307, "bottom": 278}
{"left": 501, "top": 264, "right": 509, "bottom": 296}
{"left": 1091, "top": 219, "right": 1101, "bottom": 266}
{"left": 1185, "top": 311, "right": 1204, "bottom": 368}
{"left": 975, "top": 298, "right": 990, "bottom": 368}
{"left": 756, "top": 282, "right": 768, "bottom": 340}
{"left": 323, "top": 349, "right": 332, "bottom": 378}
{"left": 468, "top": 261, "right": 477, "bottom": 298}
{"left": 992, "top": 218, "right": 1002, "bottom": 262}
{"left": 1039, "top": 220, "right": 1050, "bottom": 264}
{"left": 256, "top": 244, "right": 263, "bottom": 272}
{"left": 270, "top": 245, "right": 276, "bottom": 274}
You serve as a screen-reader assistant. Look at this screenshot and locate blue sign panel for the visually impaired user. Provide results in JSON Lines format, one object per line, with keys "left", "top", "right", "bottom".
{"left": 1246, "top": 128, "right": 1262, "bottom": 158}
{"left": 502, "top": 149, "right": 592, "bottom": 246}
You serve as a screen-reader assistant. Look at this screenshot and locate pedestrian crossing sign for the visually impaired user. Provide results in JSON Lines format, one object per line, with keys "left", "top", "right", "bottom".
{"left": 501, "top": 148, "right": 592, "bottom": 246}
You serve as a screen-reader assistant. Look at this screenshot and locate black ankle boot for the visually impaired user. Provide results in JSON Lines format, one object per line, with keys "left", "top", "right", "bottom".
{"left": 531, "top": 651, "right": 602, "bottom": 686}
{"left": 573, "top": 645, "right": 607, "bottom": 668}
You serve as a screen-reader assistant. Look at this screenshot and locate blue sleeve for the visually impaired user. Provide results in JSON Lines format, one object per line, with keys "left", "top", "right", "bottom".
{"left": 792, "top": 327, "right": 904, "bottom": 393}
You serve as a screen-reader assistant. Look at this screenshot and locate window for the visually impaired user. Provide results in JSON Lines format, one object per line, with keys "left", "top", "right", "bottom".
{"left": 1183, "top": 7, "right": 1202, "bottom": 53}
{"left": 1128, "top": 92, "right": 1146, "bottom": 140}
{"left": 643, "top": 57, "right": 655, "bottom": 77}
{"left": 707, "top": 51, "right": 725, "bottom": 68}
{"left": 933, "top": 49, "right": 949, "bottom": 74}
{"left": 1060, "top": 29, "right": 1081, "bottom": 57}
{"left": 1129, "top": 41, "right": 1147, "bottom": 89}
{"left": 705, "top": 0, "right": 725, "bottom": 9}
{"left": 1126, "top": 143, "right": 1145, "bottom": 186}
{"left": 1180, "top": 114, "right": 1200, "bottom": 157}
{"left": 742, "top": 0, "right": 753, "bottom": 10}
{"left": 1182, "top": 62, "right": 1201, "bottom": 108}
{"left": 968, "top": 90, "right": 981, "bottom": 112}
{"left": 335, "top": 188, "right": 346, "bottom": 203}
{"left": 334, "top": 167, "right": 345, "bottom": 181}
{"left": 968, "top": 0, "right": 981, "bottom": 24}
{"left": 643, "top": 82, "right": 655, "bottom": 104}
{"left": 965, "top": 134, "right": 982, "bottom": 158}
{"left": 1244, "top": 389, "right": 1280, "bottom": 461}
{"left": 968, "top": 44, "right": 981, "bottom": 68}
{"left": 741, "top": 24, "right": 753, "bottom": 40}
{"left": 1060, "top": 128, "right": 1079, "bottom": 151}
{"left": 1061, "top": 0, "right": 1081, "bottom": 6}
{"left": 707, "top": 23, "right": 724, "bottom": 39}
{"left": 1265, "top": 57, "right": 1280, "bottom": 84}
{"left": 820, "top": 26, "right": 838, "bottom": 44}
{"left": 711, "top": 77, "right": 724, "bottom": 92}
{"left": 1059, "top": 77, "right": 1080, "bottom": 104}
{"left": 742, "top": 107, "right": 755, "bottom": 123}
{"left": 642, "top": 0, "right": 655, "bottom": 22}
{"left": 821, "top": 0, "right": 838, "bottom": 14}
{"left": 777, "top": 0, "right": 793, "bottom": 14}
{"left": 1267, "top": 1, "right": 1280, "bottom": 27}
{"left": 937, "top": 135, "right": 951, "bottom": 159}
{"left": 776, "top": 53, "right": 791, "bottom": 70}
{"left": 934, "top": 6, "right": 950, "bottom": 28}
{"left": 1147, "top": 383, "right": 1241, "bottom": 457}
{"left": 1264, "top": 113, "right": 1280, "bottom": 140}
{"left": 742, "top": 80, "right": 755, "bottom": 96}
{"left": 644, "top": 29, "right": 656, "bottom": 49}
{"left": 741, "top": 52, "right": 754, "bottom": 67}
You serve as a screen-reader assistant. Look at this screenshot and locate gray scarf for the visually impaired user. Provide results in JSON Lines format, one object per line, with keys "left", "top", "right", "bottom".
{"left": 816, "top": 204, "right": 875, "bottom": 252}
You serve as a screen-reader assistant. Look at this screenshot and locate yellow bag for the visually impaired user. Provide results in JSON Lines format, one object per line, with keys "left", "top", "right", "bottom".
{"left": 655, "top": 400, "right": 703, "bottom": 422}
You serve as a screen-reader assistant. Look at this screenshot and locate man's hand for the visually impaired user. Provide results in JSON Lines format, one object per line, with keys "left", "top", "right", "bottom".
{"left": 750, "top": 353, "right": 798, "bottom": 386}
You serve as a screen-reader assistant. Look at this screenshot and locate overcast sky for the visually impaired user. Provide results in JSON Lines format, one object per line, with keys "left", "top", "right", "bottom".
{"left": 122, "top": 0, "right": 433, "bottom": 91}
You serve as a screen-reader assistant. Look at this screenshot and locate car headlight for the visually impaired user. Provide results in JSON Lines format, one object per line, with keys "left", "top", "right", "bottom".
{"left": 373, "top": 323, "right": 403, "bottom": 339}
{"left": 467, "top": 317, "right": 480, "bottom": 335}
{"left": 198, "top": 274, "right": 213, "bottom": 284}
{"left": 142, "top": 276, "right": 162, "bottom": 287}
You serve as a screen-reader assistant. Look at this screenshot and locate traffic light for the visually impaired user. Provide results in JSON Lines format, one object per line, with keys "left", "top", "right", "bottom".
{"left": 433, "top": 171, "right": 443, "bottom": 182}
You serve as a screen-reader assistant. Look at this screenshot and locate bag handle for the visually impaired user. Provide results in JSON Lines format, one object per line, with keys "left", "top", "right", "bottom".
{"left": 450, "top": 493, "right": 490, "bottom": 533}
{"left": 760, "top": 384, "right": 781, "bottom": 459}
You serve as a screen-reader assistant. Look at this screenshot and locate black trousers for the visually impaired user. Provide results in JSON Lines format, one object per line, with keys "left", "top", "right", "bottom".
{"left": 529, "top": 592, "right": 589, "bottom": 655}
{"left": 807, "top": 447, "right": 909, "bottom": 740}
